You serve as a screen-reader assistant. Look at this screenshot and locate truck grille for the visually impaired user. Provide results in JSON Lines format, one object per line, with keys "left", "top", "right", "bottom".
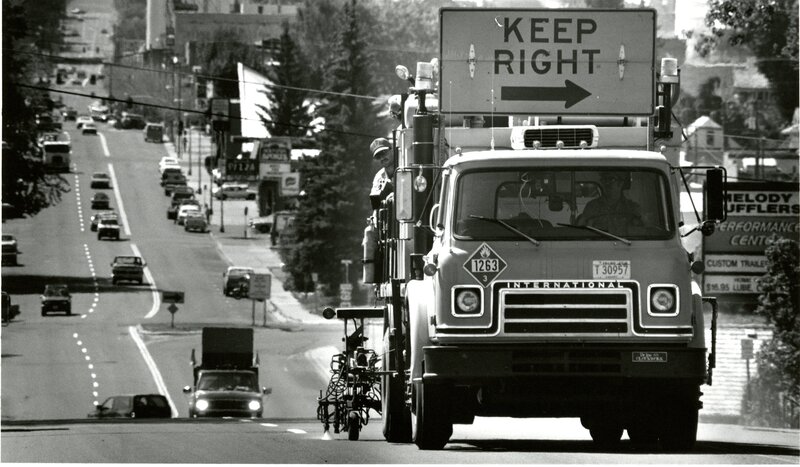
{"left": 500, "top": 286, "right": 630, "bottom": 335}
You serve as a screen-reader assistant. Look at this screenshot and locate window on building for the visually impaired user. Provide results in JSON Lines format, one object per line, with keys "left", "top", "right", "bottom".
{"left": 258, "top": 6, "right": 263, "bottom": 14}
{"left": 706, "top": 130, "right": 715, "bottom": 146}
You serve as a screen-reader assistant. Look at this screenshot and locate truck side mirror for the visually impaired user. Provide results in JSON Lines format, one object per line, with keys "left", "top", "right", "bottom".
{"left": 262, "top": 387, "right": 272, "bottom": 395}
{"left": 704, "top": 168, "right": 726, "bottom": 223}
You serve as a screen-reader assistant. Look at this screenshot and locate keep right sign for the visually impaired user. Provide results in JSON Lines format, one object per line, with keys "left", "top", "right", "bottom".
{"left": 439, "top": 8, "right": 656, "bottom": 116}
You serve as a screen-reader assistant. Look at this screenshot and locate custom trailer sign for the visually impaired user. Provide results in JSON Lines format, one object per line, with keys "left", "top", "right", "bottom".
{"left": 439, "top": 8, "right": 656, "bottom": 115}
{"left": 703, "top": 182, "right": 799, "bottom": 297}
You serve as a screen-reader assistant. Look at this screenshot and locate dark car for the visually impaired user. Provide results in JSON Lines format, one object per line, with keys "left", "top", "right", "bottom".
{"left": 90, "top": 172, "right": 111, "bottom": 189}
{"left": 163, "top": 173, "right": 188, "bottom": 196}
{"left": 88, "top": 394, "right": 171, "bottom": 419}
{"left": 91, "top": 192, "right": 110, "bottom": 209}
{"left": 111, "top": 255, "right": 145, "bottom": 285}
{"left": 41, "top": 284, "right": 71, "bottom": 316}
{"left": 61, "top": 107, "right": 78, "bottom": 121}
{"left": 160, "top": 167, "right": 183, "bottom": 185}
{"left": 114, "top": 113, "right": 146, "bottom": 130}
{"left": 223, "top": 266, "right": 254, "bottom": 297}
{"left": 2, "top": 291, "right": 21, "bottom": 323}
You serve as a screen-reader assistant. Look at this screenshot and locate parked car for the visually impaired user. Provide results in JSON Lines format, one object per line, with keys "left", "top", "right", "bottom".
{"left": 158, "top": 157, "right": 180, "bottom": 174}
{"left": 82, "top": 122, "right": 98, "bottom": 135}
{"left": 91, "top": 192, "right": 110, "bottom": 209}
{"left": 110, "top": 255, "right": 146, "bottom": 285}
{"left": 90, "top": 211, "right": 117, "bottom": 232}
{"left": 167, "top": 198, "right": 199, "bottom": 220}
{"left": 176, "top": 204, "right": 201, "bottom": 225}
{"left": 213, "top": 183, "right": 256, "bottom": 200}
{"left": 90, "top": 172, "right": 111, "bottom": 189}
{"left": 76, "top": 115, "right": 93, "bottom": 129}
{"left": 2, "top": 291, "right": 21, "bottom": 323}
{"left": 160, "top": 167, "right": 183, "bottom": 185}
{"left": 223, "top": 266, "right": 254, "bottom": 297}
{"left": 41, "top": 284, "right": 71, "bottom": 316}
{"left": 88, "top": 394, "right": 171, "bottom": 419}
{"left": 184, "top": 212, "right": 208, "bottom": 233}
{"left": 97, "top": 217, "right": 120, "bottom": 240}
{"left": 2, "top": 234, "right": 21, "bottom": 266}
{"left": 163, "top": 172, "right": 188, "bottom": 196}
{"left": 144, "top": 123, "right": 164, "bottom": 143}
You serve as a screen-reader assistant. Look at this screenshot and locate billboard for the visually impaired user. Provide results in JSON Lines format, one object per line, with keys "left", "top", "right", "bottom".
{"left": 703, "top": 182, "right": 799, "bottom": 298}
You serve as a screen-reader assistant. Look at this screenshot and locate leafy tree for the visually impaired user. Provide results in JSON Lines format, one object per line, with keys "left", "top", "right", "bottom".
{"left": 699, "top": 0, "right": 799, "bottom": 122}
{"left": 282, "top": 0, "right": 388, "bottom": 297}
{"left": 258, "top": 24, "right": 313, "bottom": 138}
{"left": 584, "top": 0, "right": 625, "bottom": 8}
{"left": 2, "top": 0, "right": 70, "bottom": 217}
{"left": 743, "top": 237, "right": 800, "bottom": 427}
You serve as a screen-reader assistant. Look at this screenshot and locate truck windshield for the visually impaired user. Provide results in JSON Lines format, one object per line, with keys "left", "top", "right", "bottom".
{"left": 198, "top": 372, "right": 257, "bottom": 391}
{"left": 453, "top": 168, "right": 674, "bottom": 241}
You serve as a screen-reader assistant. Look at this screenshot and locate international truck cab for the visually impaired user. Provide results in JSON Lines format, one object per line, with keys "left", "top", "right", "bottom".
{"left": 341, "top": 7, "right": 728, "bottom": 452}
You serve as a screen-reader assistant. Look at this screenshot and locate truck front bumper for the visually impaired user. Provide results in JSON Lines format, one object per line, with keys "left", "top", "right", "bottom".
{"left": 422, "top": 344, "right": 707, "bottom": 383}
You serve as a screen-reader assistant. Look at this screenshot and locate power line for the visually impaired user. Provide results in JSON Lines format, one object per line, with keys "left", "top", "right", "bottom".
{"left": 3, "top": 47, "right": 382, "bottom": 101}
{"left": 13, "top": 83, "right": 382, "bottom": 140}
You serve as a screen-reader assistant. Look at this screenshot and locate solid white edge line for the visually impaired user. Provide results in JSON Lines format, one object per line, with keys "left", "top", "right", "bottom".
{"left": 130, "top": 243, "right": 161, "bottom": 319}
{"left": 107, "top": 163, "right": 132, "bottom": 236}
{"left": 128, "top": 325, "right": 178, "bottom": 418}
{"left": 99, "top": 131, "right": 110, "bottom": 158}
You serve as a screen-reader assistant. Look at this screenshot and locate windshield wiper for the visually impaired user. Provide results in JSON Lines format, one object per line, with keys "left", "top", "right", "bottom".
{"left": 556, "top": 223, "right": 632, "bottom": 245}
{"left": 469, "top": 215, "right": 540, "bottom": 246}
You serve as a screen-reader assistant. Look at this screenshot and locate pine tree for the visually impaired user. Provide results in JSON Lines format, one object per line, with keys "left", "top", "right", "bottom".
{"left": 281, "top": 0, "right": 387, "bottom": 296}
{"left": 258, "top": 24, "right": 312, "bottom": 138}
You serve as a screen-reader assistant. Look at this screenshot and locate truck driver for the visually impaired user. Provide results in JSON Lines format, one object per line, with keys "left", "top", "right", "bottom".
{"left": 577, "top": 171, "right": 643, "bottom": 231}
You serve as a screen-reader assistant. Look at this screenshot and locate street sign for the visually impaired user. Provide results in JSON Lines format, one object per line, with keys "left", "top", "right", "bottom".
{"left": 439, "top": 8, "right": 655, "bottom": 115}
{"left": 167, "top": 303, "right": 179, "bottom": 314}
{"left": 249, "top": 273, "right": 272, "bottom": 301}
{"left": 162, "top": 291, "right": 184, "bottom": 304}
{"left": 741, "top": 338, "right": 754, "bottom": 360}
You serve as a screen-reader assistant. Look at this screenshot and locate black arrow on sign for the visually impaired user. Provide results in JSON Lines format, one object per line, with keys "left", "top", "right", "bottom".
{"left": 501, "top": 80, "right": 592, "bottom": 109}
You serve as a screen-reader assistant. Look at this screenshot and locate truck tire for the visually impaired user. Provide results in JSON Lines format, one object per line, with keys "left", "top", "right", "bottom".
{"left": 412, "top": 382, "right": 452, "bottom": 450}
{"left": 589, "top": 424, "right": 623, "bottom": 447}
{"left": 347, "top": 412, "right": 360, "bottom": 441}
{"left": 659, "top": 400, "right": 698, "bottom": 451}
{"left": 382, "top": 328, "right": 411, "bottom": 443}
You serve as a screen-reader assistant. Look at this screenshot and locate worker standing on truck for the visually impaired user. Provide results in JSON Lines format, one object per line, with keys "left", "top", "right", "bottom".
{"left": 369, "top": 137, "right": 395, "bottom": 201}
{"left": 578, "top": 171, "right": 643, "bottom": 231}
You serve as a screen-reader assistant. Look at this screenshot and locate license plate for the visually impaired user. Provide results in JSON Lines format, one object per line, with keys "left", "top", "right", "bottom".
{"left": 632, "top": 352, "right": 667, "bottom": 363}
{"left": 592, "top": 260, "right": 630, "bottom": 279}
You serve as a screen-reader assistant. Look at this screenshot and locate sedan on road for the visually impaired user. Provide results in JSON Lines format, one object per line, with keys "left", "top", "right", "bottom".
{"left": 82, "top": 122, "right": 98, "bottom": 135}
{"left": 88, "top": 394, "right": 171, "bottom": 419}
{"left": 91, "top": 192, "right": 110, "bottom": 209}
{"left": 176, "top": 204, "right": 201, "bottom": 225}
{"left": 90, "top": 172, "right": 111, "bottom": 188}
{"left": 76, "top": 115, "right": 93, "bottom": 129}
{"left": 159, "top": 157, "right": 180, "bottom": 174}
{"left": 223, "top": 266, "right": 254, "bottom": 297}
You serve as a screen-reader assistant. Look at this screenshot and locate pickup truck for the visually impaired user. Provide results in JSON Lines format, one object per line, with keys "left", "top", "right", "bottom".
{"left": 111, "top": 255, "right": 146, "bottom": 285}
{"left": 183, "top": 328, "right": 270, "bottom": 418}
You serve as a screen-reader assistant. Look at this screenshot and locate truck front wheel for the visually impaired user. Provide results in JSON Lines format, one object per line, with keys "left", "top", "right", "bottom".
{"left": 659, "top": 400, "right": 698, "bottom": 451}
{"left": 382, "top": 329, "right": 411, "bottom": 443}
{"left": 412, "top": 382, "right": 452, "bottom": 450}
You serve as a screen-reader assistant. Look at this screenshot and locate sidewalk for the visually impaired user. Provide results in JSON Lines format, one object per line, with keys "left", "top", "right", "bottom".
{"left": 163, "top": 133, "right": 329, "bottom": 327}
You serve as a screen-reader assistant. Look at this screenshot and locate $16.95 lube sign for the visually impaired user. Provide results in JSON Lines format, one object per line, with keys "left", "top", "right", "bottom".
{"left": 439, "top": 8, "right": 655, "bottom": 116}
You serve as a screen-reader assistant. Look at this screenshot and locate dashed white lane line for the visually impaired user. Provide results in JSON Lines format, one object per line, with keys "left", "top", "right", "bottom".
{"left": 260, "top": 423, "right": 278, "bottom": 427}
{"left": 287, "top": 429, "right": 307, "bottom": 434}
{"left": 82, "top": 243, "right": 100, "bottom": 318}
{"left": 99, "top": 132, "right": 110, "bottom": 158}
{"left": 73, "top": 332, "right": 100, "bottom": 406}
{"left": 75, "top": 173, "right": 85, "bottom": 232}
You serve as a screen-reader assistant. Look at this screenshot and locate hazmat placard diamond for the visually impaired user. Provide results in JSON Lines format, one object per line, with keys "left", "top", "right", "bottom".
{"left": 463, "top": 243, "right": 507, "bottom": 287}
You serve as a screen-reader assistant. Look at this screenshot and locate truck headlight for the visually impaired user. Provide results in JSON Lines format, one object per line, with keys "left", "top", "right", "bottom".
{"left": 453, "top": 287, "right": 482, "bottom": 316}
{"left": 650, "top": 287, "right": 677, "bottom": 315}
{"left": 248, "top": 400, "right": 261, "bottom": 411}
{"left": 195, "top": 399, "right": 209, "bottom": 411}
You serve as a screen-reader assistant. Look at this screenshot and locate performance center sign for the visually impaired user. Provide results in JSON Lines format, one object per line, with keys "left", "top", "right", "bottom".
{"left": 703, "top": 182, "right": 799, "bottom": 296}
{"left": 439, "top": 8, "right": 655, "bottom": 115}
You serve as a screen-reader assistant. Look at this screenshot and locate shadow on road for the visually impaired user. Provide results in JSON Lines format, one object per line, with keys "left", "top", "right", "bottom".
{"left": 1, "top": 273, "right": 154, "bottom": 295}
